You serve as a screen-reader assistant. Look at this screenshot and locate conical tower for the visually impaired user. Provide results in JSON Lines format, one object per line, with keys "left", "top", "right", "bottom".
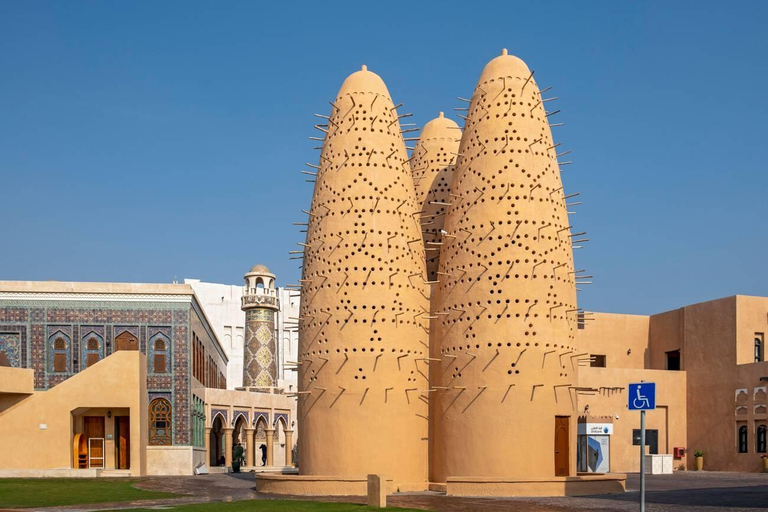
{"left": 432, "top": 50, "right": 579, "bottom": 482}
{"left": 297, "top": 65, "right": 429, "bottom": 487}
{"left": 411, "top": 112, "right": 461, "bottom": 281}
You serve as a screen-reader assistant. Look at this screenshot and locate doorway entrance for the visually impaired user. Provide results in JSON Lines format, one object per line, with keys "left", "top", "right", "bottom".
{"left": 115, "top": 416, "right": 130, "bottom": 470}
{"left": 209, "top": 415, "right": 224, "bottom": 466}
{"left": 83, "top": 416, "right": 105, "bottom": 468}
{"left": 633, "top": 428, "right": 659, "bottom": 454}
{"left": 555, "top": 416, "right": 570, "bottom": 476}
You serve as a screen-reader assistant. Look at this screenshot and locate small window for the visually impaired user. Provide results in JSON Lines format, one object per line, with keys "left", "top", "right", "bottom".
{"left": 149, "top": 333, "right": 170, "bottom": 374}
{"left": 590, "top": 354, "right": 606, "bottom": 368}
{"left": 757, "top": 425, "right": 767, "bottom": 453}
{"left": 153, "top": 354, "right": 166, "bottom": 374}
{"left": 739, "top": 425, "right": 749, "bottom": 453}
{"left": 755, "top": 334, "right": 764, "bottom": 363}
{"left": 53, "top": 353, "right": 67, "bottom": 372}
{"left": 50, "top": 334, "right": 70, "bottom": 373}
{"left": 83, "top": 334, "right": 103, "bottom": 368}
{"left": 115, "top": 331, "right": 138, "bottom": 351}
{"left": 666, "top": 350, "right": 681, "bottom": 371}
{"left": 86, "top": 353, "right": 100, "bottom": 368}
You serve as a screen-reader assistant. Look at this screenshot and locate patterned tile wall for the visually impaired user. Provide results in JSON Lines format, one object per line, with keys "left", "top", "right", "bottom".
{"left": 0, "top": 301, "right": 211, "bottom": 448}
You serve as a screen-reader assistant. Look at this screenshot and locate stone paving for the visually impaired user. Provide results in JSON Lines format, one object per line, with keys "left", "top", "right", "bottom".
{"left": 9, "top": 471, "right": 768, "bottom": 512}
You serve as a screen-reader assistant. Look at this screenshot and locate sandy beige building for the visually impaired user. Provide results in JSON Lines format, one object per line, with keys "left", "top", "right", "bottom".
{"left": 577, "top": 295, "right": 768, "bottom": 474}
{"left": 0, "top": 270, "right": 297, "bottom": 477}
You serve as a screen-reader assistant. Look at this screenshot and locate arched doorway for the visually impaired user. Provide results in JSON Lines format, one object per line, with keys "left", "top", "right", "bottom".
{"left": 254, "top": 415, "right": 268, "bottom": 466}
{"left": 232, "top": 414, "right": 247, "bottom": 466}
{"left": 209, "top": 415, "right": 224, "bottom": 466}
{"left": 274, "top": 416, "right": 287, "bottom": 466}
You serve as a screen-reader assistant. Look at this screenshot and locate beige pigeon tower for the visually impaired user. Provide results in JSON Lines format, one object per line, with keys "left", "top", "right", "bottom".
{"left": 432, "top": 50, "right": 580, "bottom": 484}
{"left": 297, "top": 65, "right": 429, "bottom": 489}
{"left": 411, "top": 112, "right": 461, "bottom": 281}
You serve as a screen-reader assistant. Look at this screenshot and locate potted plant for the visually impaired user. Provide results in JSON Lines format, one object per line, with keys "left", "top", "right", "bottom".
{"left": 232, "top": 444, "right": 245, "bottom": 473}
{"left": 761, "top": 454, "right": 768, "bottom": 473}
{"left": 694, "top": 450, "right": 704, "bottom": 471}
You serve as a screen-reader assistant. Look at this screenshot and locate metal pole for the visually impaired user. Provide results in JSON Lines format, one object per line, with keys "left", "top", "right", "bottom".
{"left": 640, "top": 409, "right": 646, "bottom": 512}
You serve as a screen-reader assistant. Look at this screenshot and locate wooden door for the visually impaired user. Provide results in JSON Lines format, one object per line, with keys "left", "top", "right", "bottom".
{"left": 554, "top": 416, "right": 570, "bottom": 477}
{"left": 116, "top": 416, "right": 130, "bottom": 470}
{"left": 115, "top": 331, "right": 138, "bottom": 351}
{"left": 83, "top": 416, "right": 105, "bottom": 468}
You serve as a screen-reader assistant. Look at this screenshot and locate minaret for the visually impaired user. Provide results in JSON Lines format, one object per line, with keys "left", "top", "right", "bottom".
{"left": 411, "top": 112, "right": 461, "bottom": 281}
{"left": 241, "top": 264, "right": 279, "bottom": 389}
{"left": 432, "top": 50, "right": 579, "bottom": 481}
{"left": 297, "top": 65, "right": 429, "bottom": 488}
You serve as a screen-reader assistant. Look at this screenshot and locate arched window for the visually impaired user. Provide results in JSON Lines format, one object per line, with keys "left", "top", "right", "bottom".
{"left": 149, "top": 398, "right": 172, "bottom": 445}
{"left": 739, "top": 425, "right": 749, "bottom": 453}
{"left": 115, "top": 331, "right": 138, "bottom": 352}
{"left": 758, "top": 425, "right": 767, "bottom": 453}
{"left": 49, "top": 333, "right": 71, "bottom": 373}
{"left": 756, "top": 334, "right": 765, "bottom": 363}
{"left": 82, "top": 332, "right": 104, "bottom": 369}
{"left": 149, "top": 333, "right": 170, "bottom": 374}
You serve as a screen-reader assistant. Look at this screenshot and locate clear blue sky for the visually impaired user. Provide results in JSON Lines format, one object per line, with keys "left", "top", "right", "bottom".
{"left": 1, "top": 1, "right": 766, "bottom": 315}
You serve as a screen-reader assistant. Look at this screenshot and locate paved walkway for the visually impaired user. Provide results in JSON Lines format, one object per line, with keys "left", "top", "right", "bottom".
{"left": 10, "top": 471, "right": 768, "bottom": 512}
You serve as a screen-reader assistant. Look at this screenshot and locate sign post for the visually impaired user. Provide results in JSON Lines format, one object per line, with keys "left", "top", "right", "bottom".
{"left": 628, "top": 382, "right": 656, "bottom": 512}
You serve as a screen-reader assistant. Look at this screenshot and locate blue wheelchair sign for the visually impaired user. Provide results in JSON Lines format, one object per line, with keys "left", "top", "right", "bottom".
{"left": 628, "top": 382, "right": 656, "bottom": 410}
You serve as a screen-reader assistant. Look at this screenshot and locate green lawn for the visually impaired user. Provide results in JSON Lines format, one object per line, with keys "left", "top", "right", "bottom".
{"left": 0, "top": 478, "right": 177, "bottom": 509}
{"left": 119, "top": 502, "right": 429, "bottom": 512}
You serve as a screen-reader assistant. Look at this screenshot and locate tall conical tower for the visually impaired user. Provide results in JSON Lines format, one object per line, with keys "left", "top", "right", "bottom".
{"left": 241, "top": 264, "right": 279, "bottom": 388}
{"left": 411, "top": 112, "right": 461, "bottom": 281}
{"left": 297, "top": 65, "right": 429, "bottom": 487}
{"left": 432, "top": 50, "right": 579, "bottom": 482}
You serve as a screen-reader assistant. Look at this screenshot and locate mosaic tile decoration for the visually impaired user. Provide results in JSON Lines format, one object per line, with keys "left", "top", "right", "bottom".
{"left": 243, "top": 308, "right": 277, "bottom": 387}
{"left": 0, "top": 326, "right": 26, "bottom": 367}
{"left": 149, "top": 391, "right": 172, "bottom": 403}
{"left": 273, "top": 412, "right": 289, "bottom": 429}
{"left": 233, "top": 410, "right": 249, "bottom": 426}
{"left": 114, "top": 325, "right": 140, "bottom": 338}
{"left": 140, "top": 325, "right": 147, "bottom": 354}
{"left": 148, "top": 329, "right": 171, "bottom": 374}
{"left": 72, "top": 325, "right": 80, "bottom": 372}
{"left": 0, "top": 308, "right": 28, "bottom": 323}
{"left": 0, "top": 332, "right": 22, "bottom": 367}
{"left": 211, "top": 408, "right": 229, "bottom": 426}
{"left": 80, "top": 326, "right": 105, "bottom": 370}
{"left": 173, "top": 324, "right": 189, "bottom": 444}
{"left": 253, "top": 411, "right": 269, "bottom": 426}
{"left": 47, "top": 326, "right": 72, "bottom": 375}
{"left": 147, "top": 375, "right": 172, "bottom": 391}
{"left": 31, "top": 323, "right": 44, "bottom": 388}
{"left": 0, "top": 301, "right": 209, "bottom": 447}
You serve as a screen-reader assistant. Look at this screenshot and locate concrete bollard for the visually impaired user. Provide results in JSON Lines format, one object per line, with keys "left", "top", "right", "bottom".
{"left": 367, "top": 474, "right": 386, "bottom": 508}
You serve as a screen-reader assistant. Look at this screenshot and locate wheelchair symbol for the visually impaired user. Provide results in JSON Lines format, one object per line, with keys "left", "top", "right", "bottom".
{"left": 633, "top": 385, "right": 651, "bottom": 409}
